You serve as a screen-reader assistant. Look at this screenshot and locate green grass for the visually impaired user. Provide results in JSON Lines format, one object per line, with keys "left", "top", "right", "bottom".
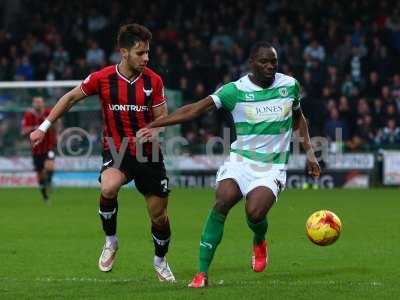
{"left": 0, "top": 187, "right": 399, "bottom": 299}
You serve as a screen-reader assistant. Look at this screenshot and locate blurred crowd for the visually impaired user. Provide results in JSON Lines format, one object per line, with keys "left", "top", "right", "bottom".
{"left": 1, "top": 0, "right": 400, "bottom": 155}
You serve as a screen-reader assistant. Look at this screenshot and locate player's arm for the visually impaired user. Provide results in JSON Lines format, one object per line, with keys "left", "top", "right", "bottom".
{"left": 293, "top": 108, "right": 321, "bottom": 178}
{"left": 137, "top": 103, "right": 168, "bottom": 142}
{"left": 137, "top": 97, "right": 215, "bottom": 142}
{"left": 149, "top": 96, "right": 215, "bottom": 128}
{"left": 45, "top": 86, "right": 87, "bottom": 123}
{"left": 30, "top": 86, "right": 87, "bottom": 147}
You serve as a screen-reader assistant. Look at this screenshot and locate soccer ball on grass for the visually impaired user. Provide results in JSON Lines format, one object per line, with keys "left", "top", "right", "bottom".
{"left": 305, "top": 210, "right": 342, "bottom": 246}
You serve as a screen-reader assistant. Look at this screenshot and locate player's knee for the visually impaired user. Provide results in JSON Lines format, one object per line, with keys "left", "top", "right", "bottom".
{"left": 213, "top": 197, "right": 234, "bottom": 215}
{"left": 216, "top": 188, "right": 241, "bottom": 213}
{"left": 151, "top": 211, "right": 168, "bottom": 227}
{"left": 101, "top": 184, "right": 119, "bottom": 199}
{"left": 246, "top": 205, "right": 266, "bottom": 223}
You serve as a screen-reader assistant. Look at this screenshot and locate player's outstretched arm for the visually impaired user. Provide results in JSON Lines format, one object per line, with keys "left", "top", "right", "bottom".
{"left": 148, "top": 96, "right": 215, "bottom": 128}
{"left": 137, "top": 102, "right": 168, "bottom": 143}
{"left": 30, "top": 86, "right": 87, "bottom": 147}
{"left": 293, "top": 108, "right": 321, "bottom": 178}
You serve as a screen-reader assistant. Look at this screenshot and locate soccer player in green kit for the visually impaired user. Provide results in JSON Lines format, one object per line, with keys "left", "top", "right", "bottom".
{"left": 138, "top": 41, "right": 321, "bottom": 287}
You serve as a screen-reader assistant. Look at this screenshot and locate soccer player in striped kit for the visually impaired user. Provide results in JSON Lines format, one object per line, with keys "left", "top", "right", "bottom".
{"left": 140, "top": 42, "right": 321, "bottom": 287}
{"left": 30, "top": 24, "right": 175, "bottom": 282}
{"left": 22, "top": 96, "right": 56, "bottom": 202}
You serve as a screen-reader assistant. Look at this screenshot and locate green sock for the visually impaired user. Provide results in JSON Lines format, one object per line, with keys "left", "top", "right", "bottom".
{"left": 198, "top": 208, "right": 226, "bottom": 273}
{"left": 247, "top": 217, "right": 268, "bottom": 245}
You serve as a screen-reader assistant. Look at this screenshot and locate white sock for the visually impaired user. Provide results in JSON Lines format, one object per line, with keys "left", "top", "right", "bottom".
{"left": 106, "top": 235, "right": 117, "bottom": 245}
{"left": 154, "top": 255, "right": 165, "bottom": 265}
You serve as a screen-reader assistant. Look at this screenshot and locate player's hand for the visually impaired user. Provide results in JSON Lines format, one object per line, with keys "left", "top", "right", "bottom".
{"left": 30, "top": 129, "right": 45, "bottom": 148}
{"left": 136, "top": 127, "right": 159, "bottom": 143}
{"left": 306, "top": 153, "right": 321, "bottom": 179}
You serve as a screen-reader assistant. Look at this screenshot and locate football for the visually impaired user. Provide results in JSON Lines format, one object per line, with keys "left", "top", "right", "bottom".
{"left": 305, "top": 210, "right": 342, "bottom": 246}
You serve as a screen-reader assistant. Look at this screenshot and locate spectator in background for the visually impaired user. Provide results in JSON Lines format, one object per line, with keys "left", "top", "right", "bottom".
{"left": 386, "top": 9, "right": 400, "bottom": 53}
{"left": 87, "top": 9, "right": 108, "bottom": 35}
{"left": 86, "top": 40, "right": 105, "bottom": 68}
{"left": 347, "top": 46, "right": 367, "bottom": 84}
{"left": 325, "top": 65, "right": 341, "bottom": 97}
{"left": 52, "top": 43, "right": 70, "bottom": 75}
{"left": 335, "top": 34, "right": 353, "bottom": 72}
{"left": 390, "top": 74, "right": 400, "bottom": 110}
{"left": 338, "top": 96, "right": 354, "bottom": 133}
{"left": 372, "top": 98, "right": 384, "bottom": 128}
{"left": 382, "top": 103, "right": 399, "bottom": 126}
{"left": 285, "top": 36, "right": 303, "bottom": 74}
{"left": 73, "top": 58, "right": 90, "bottom": 79}
{"left": 303, "top": 39, "right": 326, "bottom": 67}
{"left": 347, "top": 114, "right": 377, "bottom": 151}
{"left": 0, "top": 57, "right": 13, "bottom": 80}
{"left": 15, "top": 56, "right": 34, "bottom": 80}
{"left": 341, "top": 74, "right": 356, "bottom": 98}
{"left": 376, "top": 118, "right": 400, "bottom": 148}
{"left": 210, "top": 25, "right": 234, "bottom": 53}
{"left": 323, "top": 107, "right": 349, "bottom": 142}
{"left": 364, "top": 71, "right": 382, "bottom": 99}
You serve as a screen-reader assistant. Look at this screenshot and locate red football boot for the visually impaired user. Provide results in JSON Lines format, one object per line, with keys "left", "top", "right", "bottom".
{"left": 252, "top": 240, "right": 268, "bottom": 272}
{"left": 188, "top": 272, "right": 208, "bottom": 288}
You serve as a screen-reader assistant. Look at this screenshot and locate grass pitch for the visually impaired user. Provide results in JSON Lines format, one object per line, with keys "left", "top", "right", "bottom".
{"left": 0, "top": 187, "right": 399, "bottom": 299}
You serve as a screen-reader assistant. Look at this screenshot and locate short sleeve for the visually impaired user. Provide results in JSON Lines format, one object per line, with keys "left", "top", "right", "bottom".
{"left": 80, "top": 72, "right": 99, "bottom": 96}
{"left": 210, "top": 83, "right": 237, "bottom": 111}
{"left": 293, "top": 79, "right": 301, "bottom": 111}
{"left": 152, "top": 76, "right": 167, "bottom": 107}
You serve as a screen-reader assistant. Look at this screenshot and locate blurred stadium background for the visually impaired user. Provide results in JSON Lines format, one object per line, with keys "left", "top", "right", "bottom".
{"left": 0, "top": 0, "right": 400, "bottom": 187}
{"left": 1, "top": 0, "right": 400, "bottom": 299}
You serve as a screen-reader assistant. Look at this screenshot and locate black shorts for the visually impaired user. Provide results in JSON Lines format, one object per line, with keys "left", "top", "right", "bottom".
{"left": 32, "top": 150, "right": 55, "bottom": 172}
{"left": 99, "top": 151, "right": 170, "bottom": 198}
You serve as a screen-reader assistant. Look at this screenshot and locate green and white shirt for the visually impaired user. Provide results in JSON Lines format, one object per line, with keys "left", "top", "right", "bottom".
{"left": 210, "top": 73, "right": 301, "bottom": 170}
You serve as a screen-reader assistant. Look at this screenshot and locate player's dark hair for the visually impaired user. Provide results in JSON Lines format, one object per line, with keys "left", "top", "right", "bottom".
{"left": 250, "top": 41, "right": 273, "bottom": 58}
{"left": 117, "top": 23, "right": 152, "bottom": 49}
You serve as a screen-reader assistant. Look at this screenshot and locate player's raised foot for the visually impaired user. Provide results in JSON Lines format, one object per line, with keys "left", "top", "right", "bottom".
{"left": 154, "top": 256, "right": 176, "bottom": 282}
{"left": 188, "top": 272, "right": 208, "bottom": 288}
{"left": 98, "top": 239, "right": 118, "bottom": 272}
{"left": 252, "top": 240, "right": 268, "bottom": 272}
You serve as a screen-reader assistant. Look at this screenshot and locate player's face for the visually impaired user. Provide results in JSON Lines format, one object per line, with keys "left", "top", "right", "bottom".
{"left": 32, "top": 97, "right": 45, "bottom": 111}
{"left": 250, "top": 47, "right": 278, "bottom": 82}
{"left": 126, "top": 41, "right": 149, "bottom": 73}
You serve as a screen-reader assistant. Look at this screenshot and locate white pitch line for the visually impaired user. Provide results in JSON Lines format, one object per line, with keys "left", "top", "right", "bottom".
{"left": 0, "top": 277, "right": 383, "bottom": 287}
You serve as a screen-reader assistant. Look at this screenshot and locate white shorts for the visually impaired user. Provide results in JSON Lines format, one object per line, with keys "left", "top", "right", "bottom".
{"left": 216, "top": 159, "right": 287, "bottom": 199}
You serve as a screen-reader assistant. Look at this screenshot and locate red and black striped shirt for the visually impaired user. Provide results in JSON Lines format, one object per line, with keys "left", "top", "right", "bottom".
{"left": 22, "top": 108, "right": 57, "bottom": 155}
{"left": 80, "top": 65, "right": 166, "bottom": 156}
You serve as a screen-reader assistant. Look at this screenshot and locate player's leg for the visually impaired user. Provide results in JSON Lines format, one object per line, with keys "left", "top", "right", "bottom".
{"left": 144, "top": 194, "right": 175, "bottom": 282}
{"left": 44, "top": 150, "right": 55, "bottom": 189}
{"left": 98, "top": 167, "right": 126, "bottom": 272}
{"left": 133, "top": 157, "right": 175, "bottom": 282}
{"left": 33, "top": 154, "right": 48, "bottom": 202}
{"left": 189, "top": 179, "right": 242, "bottom": 288}
{"left": 245, "top": 186, "right": 276, "bottom": 272}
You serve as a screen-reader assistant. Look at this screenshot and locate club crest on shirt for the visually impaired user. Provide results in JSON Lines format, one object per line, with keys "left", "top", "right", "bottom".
{"left": 279, "top": 87, "right": 288, "bottom": 97}
{"left": 143, "top": 88, "right": 153, "bottom": 96}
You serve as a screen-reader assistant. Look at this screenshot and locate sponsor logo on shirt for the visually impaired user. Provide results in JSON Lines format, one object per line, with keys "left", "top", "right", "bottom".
{"left": 244, "top": 93, "right": 255, "bottom": 101}
{"left": 244, "top": 102, "right": 292, "bottom": 122}
{"left": 108, "top": 104, "right": 149, "bottom": 111}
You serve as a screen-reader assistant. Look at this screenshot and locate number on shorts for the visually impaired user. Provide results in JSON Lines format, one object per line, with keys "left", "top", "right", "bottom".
{"left": 161, "top": 179, "right": 168, "bottom": 192}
